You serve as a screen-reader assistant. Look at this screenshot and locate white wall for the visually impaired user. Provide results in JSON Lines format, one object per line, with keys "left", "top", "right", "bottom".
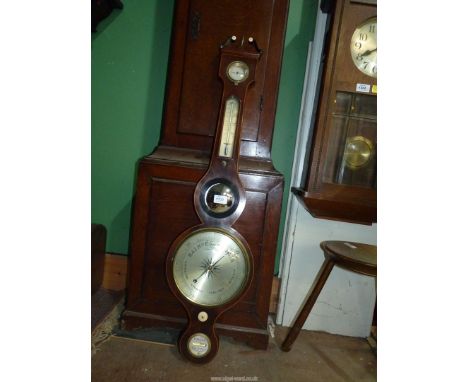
{"left": 276, "top": 3, "right": 377, "bottom": 338}
{"left": 278, "top": 202, "right": 376, "bottom": 337}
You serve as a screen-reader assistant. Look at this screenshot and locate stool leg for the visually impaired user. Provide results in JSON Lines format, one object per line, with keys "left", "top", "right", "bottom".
{"left": 281, "top": 258, "right": 335, "bottom": 352}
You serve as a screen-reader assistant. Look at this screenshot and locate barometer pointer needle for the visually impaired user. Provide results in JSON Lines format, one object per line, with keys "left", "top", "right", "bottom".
{"left": 193, "top": 254, "right": 227, "bottom": 283}
{"left": 193, "top": 258, "right": 212, "bottom": 283}
{"left": 211, "top": 254, "right": 226, "bottom": 268}
{"left": 193, "top": 269, "right": 208, "bottom": 283}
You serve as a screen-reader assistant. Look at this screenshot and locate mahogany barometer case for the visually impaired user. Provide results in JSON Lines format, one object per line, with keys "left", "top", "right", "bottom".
{"left": 122, "top": 0, "right": 289, "bottom": 351}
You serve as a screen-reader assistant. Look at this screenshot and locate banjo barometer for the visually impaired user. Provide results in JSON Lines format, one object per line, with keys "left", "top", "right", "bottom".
{"left": 166, "top": 36, "right": 261, "bottom": 363}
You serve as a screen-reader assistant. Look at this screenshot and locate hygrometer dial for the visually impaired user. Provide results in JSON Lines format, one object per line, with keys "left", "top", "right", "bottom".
{"left": 226, "top": 61, "right": 249, "bottom": 84}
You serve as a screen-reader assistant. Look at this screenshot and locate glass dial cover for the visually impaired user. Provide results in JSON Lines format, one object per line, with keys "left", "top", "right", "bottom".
{"left": 226, "top": 61, "right": 249, "bottom": 83}
{"left": 172, "top": 228, "right": 250, "bottom": 307}
{"left": 187, "top": 333, "right": 211, "bottom": 358}
{"left": 205, "top": 182, "right": 235, "bottom": 214}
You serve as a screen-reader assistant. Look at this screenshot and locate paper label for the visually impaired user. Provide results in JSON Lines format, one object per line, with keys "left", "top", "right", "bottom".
{"left": 213, "top": 195, "right": 228, "bottom": 205}
{"left": 372, "top": 84, "right": 377, "bottom": 94}
{"left": 356, "top": 83, "right": 371, "bottom": 93}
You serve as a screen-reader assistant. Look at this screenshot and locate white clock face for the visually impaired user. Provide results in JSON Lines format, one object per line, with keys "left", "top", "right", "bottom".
{"left": 350, "top": 17, "right": 377, "bottom": 78}
{"left": 226, "top": 61, "right": 249, "bottom": 83}
{"left": 172, "top": 228, "right": 250, "bottom": 307}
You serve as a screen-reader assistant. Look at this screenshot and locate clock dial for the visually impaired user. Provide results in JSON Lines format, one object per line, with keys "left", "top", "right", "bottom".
{"left": 226, "top": 61, "right": 249, "bottom": 83}
{"left": 350, "top": 17, "right": 377, "bottom": 78}
{"left": 172, "top": 228, "right": 250, "bottom": 307}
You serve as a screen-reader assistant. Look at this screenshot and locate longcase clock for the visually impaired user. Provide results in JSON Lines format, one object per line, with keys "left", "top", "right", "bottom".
{"left": 122, "top": 0, "right": 289, "bottom": 352}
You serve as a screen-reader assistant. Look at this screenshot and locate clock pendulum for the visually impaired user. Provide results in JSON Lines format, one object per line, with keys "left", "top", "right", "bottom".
{"left": 166, "top": 35, "right": 262, "bottom": 363}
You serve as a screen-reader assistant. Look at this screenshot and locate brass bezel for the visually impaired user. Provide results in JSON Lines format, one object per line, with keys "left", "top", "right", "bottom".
{"left": 226, "top": 61, "right": 249, "bottom": 84}
{"left": 172, "top": 227, "right": 251, "bottom": 307}
{"left": 187, "top": 332, "right": 212, "bottom": 358}
{"left": 343, "top": 135, "right": 374, "bottom": 170}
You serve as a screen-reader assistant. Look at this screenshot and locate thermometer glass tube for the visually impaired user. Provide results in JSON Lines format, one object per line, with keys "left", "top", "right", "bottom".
{"left": 218, "top": 96, "right": 240, "bottom": 158}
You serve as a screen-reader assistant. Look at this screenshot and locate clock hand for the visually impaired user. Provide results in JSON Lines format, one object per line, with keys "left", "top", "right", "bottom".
{"left": 360, "top": 47, "right": 377, "bottom": 57}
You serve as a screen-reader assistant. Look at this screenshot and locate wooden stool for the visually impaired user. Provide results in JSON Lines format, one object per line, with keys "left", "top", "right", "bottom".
{"left": 281, "top": 240, "right": 377, "bottom": 352}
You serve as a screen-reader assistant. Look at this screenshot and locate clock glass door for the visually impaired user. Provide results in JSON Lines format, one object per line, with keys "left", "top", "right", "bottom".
{"left": 322, "top": 91, "right": 377, "bottom": 188}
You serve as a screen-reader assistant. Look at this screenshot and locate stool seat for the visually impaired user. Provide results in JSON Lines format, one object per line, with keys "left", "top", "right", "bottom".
{"left": 321, "top": 241, "right": 377, "bottom": 277}
{"left": 281, "top": 240, "right": 377, "bottom": 352}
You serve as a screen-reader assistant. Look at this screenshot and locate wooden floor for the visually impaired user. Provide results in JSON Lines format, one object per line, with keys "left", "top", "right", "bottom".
{"left": 92, "top": 327, "right": 376, "bottom": 381}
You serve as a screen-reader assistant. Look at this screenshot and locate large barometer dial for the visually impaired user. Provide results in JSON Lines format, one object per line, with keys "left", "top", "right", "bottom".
{"left": 172, "top": 228, "right": 250, "bottom": 307}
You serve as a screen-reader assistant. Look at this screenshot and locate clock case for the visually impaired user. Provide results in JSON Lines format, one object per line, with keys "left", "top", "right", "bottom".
{"left": 122, "top": 0, "right": 289, "bottom": 350}
{"left": 294, "top": 0, "right": 377, "bottom": 224}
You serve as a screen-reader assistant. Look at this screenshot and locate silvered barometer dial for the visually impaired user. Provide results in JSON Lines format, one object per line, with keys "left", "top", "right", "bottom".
{"left": 350, "top": 17, "right": 377, "bottom": 78}
{"left": 172, "top": 228, "right": 250, "bottom": 307}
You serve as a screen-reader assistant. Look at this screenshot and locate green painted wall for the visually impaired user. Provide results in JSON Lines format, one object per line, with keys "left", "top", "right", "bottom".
{"left": 92, "top": 0, "right": 173, "bottom": 253}
{"left": 92, "top": 0, "right": 317, "bottom": 273}
{"left": 272, "top": 0, "right": 317, "bottom": 272}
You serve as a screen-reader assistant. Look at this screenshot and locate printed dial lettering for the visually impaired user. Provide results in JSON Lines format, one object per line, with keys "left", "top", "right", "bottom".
{"left": 172, "top": 229, "right": 250, "bottom": 307}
